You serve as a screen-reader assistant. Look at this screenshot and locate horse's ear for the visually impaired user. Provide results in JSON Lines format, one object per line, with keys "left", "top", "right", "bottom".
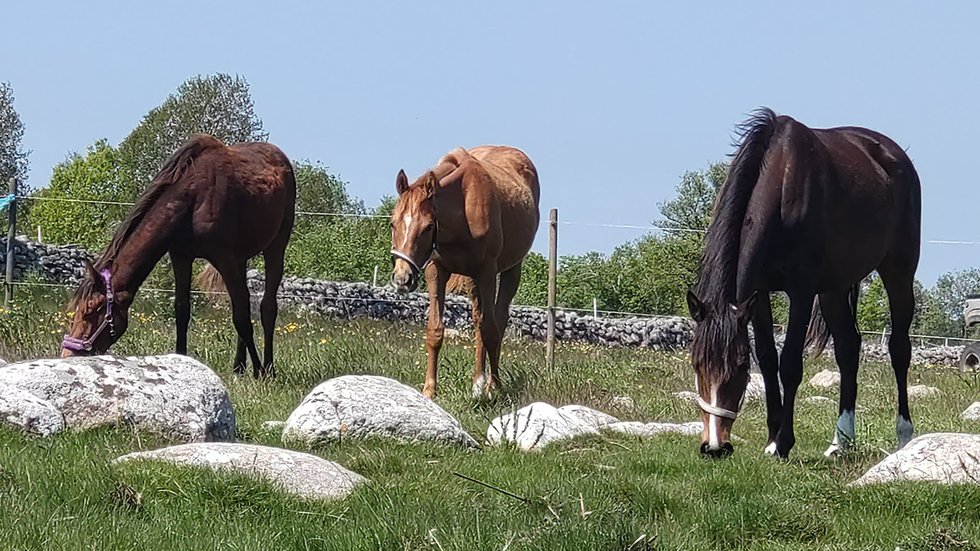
{"left": 733, "top": 291, "right": 758, "bottom": 322}
{"left": 396, "top": 170, "right": 409, "bottom": 195}
{"left": 423, "top": 171, "right": 438, "bottom": 199}
{"left": 687, "top": 290, "right": 705, "bottom": 323}
{"left": 84, "top": 261, "right": 105, "bottom": 294}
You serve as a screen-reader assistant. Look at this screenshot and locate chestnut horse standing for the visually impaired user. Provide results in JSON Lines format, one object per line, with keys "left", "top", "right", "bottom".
{"left": 390, "top": 146, "right": 540, "bottom": 399}
{"left": 62, "top": 134, "right": 296, "bottom": 378}
{"left": 687, "top": 108, "right": 920, "bottom": 459}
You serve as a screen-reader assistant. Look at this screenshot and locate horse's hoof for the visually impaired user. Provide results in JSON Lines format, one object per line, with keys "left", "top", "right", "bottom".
{"left": 823, "top": 443, "right": 844, "bottom": 458}
{"left": 763, "top": 442, "right": 778, "bottom": 456}
{"left": 233, "top": 364, "right": 246, "bottom": 376}
{"left": 422, "top": 385, "right": 436, "bottom": 400}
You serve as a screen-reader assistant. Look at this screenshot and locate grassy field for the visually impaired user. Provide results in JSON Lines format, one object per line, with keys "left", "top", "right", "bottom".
{"left": 0, "top": 286, "right": 978, "bottom": 550}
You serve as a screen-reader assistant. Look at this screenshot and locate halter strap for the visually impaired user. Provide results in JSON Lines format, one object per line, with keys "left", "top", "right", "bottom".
{"left": 696, "top": 396, "right": 740, "bottom": 420}
{"left": 62, "top": 268, "right": 115, "bottom": 352}
{"left": 391, "top": 221, "right": 439, "bottom": 278}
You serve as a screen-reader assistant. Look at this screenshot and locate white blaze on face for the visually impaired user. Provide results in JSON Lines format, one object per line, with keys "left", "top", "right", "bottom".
{"left": 400, "top": 212, "right": 413, "bottom": 252}
{"left": 707, "top": 384, "right": 721, "bottom": 449}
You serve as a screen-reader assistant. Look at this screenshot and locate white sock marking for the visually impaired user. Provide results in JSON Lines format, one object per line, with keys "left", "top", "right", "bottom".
{"left": 896, "top": 415, "right": 914, "bottom": 449}
{"left": 472, "top": 374, "right": 487, "bottom": 400}
{"left": 764, "top": 442, "right": 777, "bottom": 455}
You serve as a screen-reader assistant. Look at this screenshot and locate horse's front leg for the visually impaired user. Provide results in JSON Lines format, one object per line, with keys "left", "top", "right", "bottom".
{"left": 422, "top": 263, "right": 450, "bottom": 399}
{"left": 171, "top": 253, "right": 193, "bottom": 355}
{"left": 774, "top": 292, "right": 815, "bottom": 458}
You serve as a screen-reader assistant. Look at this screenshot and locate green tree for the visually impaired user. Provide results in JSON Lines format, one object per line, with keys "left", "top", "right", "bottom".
{"left": 856, "top": 273, "right": 890, "bottom": 332}
{"left": 292, "top": 161, "right": 365, "bottom": 233}
{"left": 23, "top": 140, "right": 130, "bottom": 249}
{"left": 0, "top": 82, "right": 29, "bottom": 189}
{"left": 118, "top": 73, "right": 266, "bottom": 189}
{"left": 656, "top": 162, "right": 727, "bottom": 235}
{"left": 286, "top": 197, "right": 393, "bottom": 282}
{"left": 514, "top": 251, "right": 547, "bottom": 307}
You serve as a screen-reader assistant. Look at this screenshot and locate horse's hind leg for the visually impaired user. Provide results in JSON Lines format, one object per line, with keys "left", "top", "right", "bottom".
{"left": 817, "top": 289, "right": 862, "bottom": 457}
{"left": 260, "top": 238, "right": 288, "bottom": 378}
{"left": 878, "top": 260, "right": 916, "bottom": 449}
{"left": 214, "top": 258, "right": 263, "bottom": 378}
{"left": 472, "top": 270, "right": 501, "bottom": 400}
{"left": 486, "top": 263, "right": 522, "bottom": 396}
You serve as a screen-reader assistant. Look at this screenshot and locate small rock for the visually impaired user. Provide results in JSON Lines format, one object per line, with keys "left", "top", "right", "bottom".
{"left": 804, "top": 396, "right": 835, "bottom": 406}
{"left": 0, "top": 383, "right": 65, "bottom": 436}
{"left": 261, "top": 421, "right": 286, "bottom": 431}
{"left": 283, "top": 375, "right": 477, "bottom": 448}
{"left": 673, "top": 391, "right": 698, "bottom": 404}
{"left": 907, "top": 384, "right": 941, "bottom": 400}
{"left": 809, "top": 370, "right": 841, "bottom": 389}
{"left": 609, "top": 396, "right": 636, "bottom": 411}
{"left": 604, "top": 421, "right": 703, "bottom": 438}
{"left": 114, "top": 443, "right": 366, "bottom": 501}
{"left": 851, "top": 433, "right": 980, "bottom": 486}
{"left": 962, "top": 402, "right": 980, "bottom": 421}
{"left": 486, "top": 403, "right": 617, "bottom": 451}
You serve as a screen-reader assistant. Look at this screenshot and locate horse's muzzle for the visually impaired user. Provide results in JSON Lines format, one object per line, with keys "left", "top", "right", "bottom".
{"left": 700, "top": 441, "right": 734, "bottom": 459}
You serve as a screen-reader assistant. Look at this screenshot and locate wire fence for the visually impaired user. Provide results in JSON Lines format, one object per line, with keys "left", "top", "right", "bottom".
{"left": 4, "top": 192, "right": 980, "bottom": 344}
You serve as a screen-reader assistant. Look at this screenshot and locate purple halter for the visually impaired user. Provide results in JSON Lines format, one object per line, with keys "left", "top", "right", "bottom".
{"left": 62, "top": 268, "right": 115, "bottom": 353}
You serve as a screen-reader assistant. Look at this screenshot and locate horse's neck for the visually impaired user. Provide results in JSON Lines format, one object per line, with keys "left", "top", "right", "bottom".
{"left": 110, "top": 210, "right": 180, "bottom": 295}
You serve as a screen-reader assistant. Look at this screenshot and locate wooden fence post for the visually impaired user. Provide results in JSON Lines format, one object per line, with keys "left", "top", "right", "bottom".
{"left": 546, "top": 208, "right": 558, "bottom": 371}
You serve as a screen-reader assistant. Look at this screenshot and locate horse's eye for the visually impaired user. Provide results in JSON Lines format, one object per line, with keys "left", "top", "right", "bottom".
{"left": 424, "top": 223, "right": 435, "bottom": 232}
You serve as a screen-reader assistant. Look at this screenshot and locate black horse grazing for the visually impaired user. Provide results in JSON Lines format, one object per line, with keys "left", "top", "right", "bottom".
{"left": 687, "top": 108, "right": 921, "bottom": 459}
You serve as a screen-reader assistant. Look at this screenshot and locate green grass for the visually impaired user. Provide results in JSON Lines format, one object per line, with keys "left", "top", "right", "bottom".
{"left": 0, "top": 286, "right": 978, "bottom": 550}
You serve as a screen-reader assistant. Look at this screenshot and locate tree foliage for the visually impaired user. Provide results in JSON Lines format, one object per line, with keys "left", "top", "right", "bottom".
{"left": 0, "top": 82, "right": 29, "bottom": 188}
{"left": 118, "top": 74, "right": 266, "bottom": 188}
{"left": 23, "top": 140, "right": 130, "bottom": 249}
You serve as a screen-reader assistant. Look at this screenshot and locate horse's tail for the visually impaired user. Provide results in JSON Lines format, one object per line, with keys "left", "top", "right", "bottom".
{"left": 195, "top": 263, "right": 226, "bottom": 297}
{"left": 446, "top": 274, "right": 475, "bottom": 298}
{"left": 804, "top": 283, "right": 860, "bottom": 357}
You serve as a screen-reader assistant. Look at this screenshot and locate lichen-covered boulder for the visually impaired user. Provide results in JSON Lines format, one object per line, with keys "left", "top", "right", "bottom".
{"left": 283, "top": 375, "right": 477, "bottom": 448}
{"left": 0, "top": 382, "right": 65, "bottom": 436}
{"left": 851, "top": 433, "right": 980, "bottom": 486}
{"left": 962, "top": 402, "right": 980, "bottom": 421}
{"left": 114, "top": 443, "right": 365, "bottom": 501}
{"left": 0, "top": 354, "right": 235, "bottom": 441}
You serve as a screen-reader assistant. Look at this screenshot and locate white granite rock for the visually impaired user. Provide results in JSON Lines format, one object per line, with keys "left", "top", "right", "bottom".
{"left": 114, "top": 443, "right": 366, "bottom": 500}
{"left": 851, "top": 433, "right": 980, "bottom": 486}
{"left": 0, "top": 355, "right": 234, "bottom": 441}
{"left": 283, "top": 375, "right": 477, "bottom": 448}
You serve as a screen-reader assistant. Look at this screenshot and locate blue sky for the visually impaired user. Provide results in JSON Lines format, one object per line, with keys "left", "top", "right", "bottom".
{"left": 3, "top": 2, "right": 977, "bottom": 285}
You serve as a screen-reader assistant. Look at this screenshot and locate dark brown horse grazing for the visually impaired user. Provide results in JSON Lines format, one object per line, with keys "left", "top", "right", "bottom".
{"left": 687, "top": 108, "right": 920, "bottom": 459}
{"left": 62, "top": 134, "right": 296, "bottom": 378}
{"left": 390, "top": 146, "right": 540, "bottom": 399}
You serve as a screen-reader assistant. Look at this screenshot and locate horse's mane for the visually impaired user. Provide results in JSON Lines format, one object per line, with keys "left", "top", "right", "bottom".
{"left": 691, "top": 108, "right": 779, "bottom": 378}
{"left": 695, "top": 108, "right": 779, "bottom": 305}
{"left": 71, "top": 134, "right": 223, "bottom": 307}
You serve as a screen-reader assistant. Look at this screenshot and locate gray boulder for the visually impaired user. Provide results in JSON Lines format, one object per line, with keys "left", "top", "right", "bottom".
{"left": 851, "top": 433, "right": 980, "bottom": 486}
{"left": 0, "top": 354, "right": 235, "bottom": 441}
{"left": 283, "top": 375, "right": 477, "bottom": 448}
{"left": 114, "top": 443, "right": 366, "bottom": 501}
{"left": 0, "top": 382, "right": 65, "bottom": 436}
